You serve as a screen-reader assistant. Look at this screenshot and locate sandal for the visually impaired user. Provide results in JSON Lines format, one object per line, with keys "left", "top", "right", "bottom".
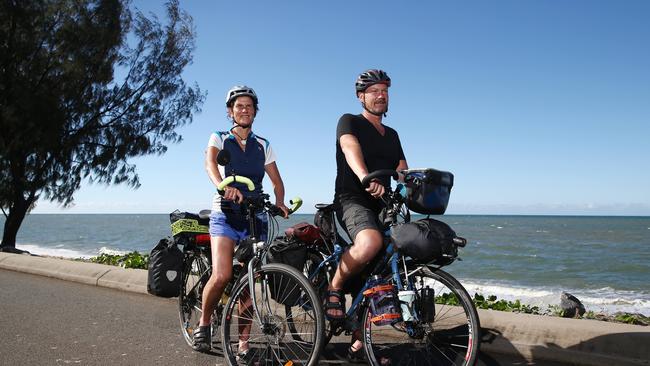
{"left": 325, "top": 289, "right": 346, "bottom": 320}
{"left": 347, "top": 344, "right": 367, "bottom": 363}
{"left": 192, "top": 325, "right": 211, "bottom": 352}
{"left": 236, "top": 348, "right": 259, "bottom": 364}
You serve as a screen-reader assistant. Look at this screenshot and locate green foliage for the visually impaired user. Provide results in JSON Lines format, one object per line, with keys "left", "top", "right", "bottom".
{"left": 472, "top": 293, "right": 540, "bottom": 314}
{"left": 436, "top": 292, "right": 461, "bottom": 306}
{"left": 469, "top": 293, "right": 648, "bottom": 326}
{"left": 89, "top": 251, "right": 149, "bottom": 269}
{"left": 546, "top": 304, "right": 565, "bottom": 317}
{"left": 613, "top": 312, "right": 650, "bottom": 326}
{"left": 582, "top": 310, "right": 649, "bottom": 325}
{"left": 0, "top": 0, "right": 205, "bottom": 249}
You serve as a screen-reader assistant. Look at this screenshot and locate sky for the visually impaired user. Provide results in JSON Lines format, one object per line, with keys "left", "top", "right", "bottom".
{"left": 33, "top": 0, "right": 650, "bottom": 215}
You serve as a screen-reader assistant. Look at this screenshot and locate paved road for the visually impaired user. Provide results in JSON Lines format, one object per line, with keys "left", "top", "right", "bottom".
{"left": 0, "top": 269, "right": 564, "bottom": 365}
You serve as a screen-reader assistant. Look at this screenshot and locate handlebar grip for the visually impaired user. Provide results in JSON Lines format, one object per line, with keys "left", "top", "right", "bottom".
{"left": 288, "top": 197, "right": 303, "bottom": 214}
{"left": 268, "top": 205, "right": 285, "bottom": 217}
{"left": 217, "top": 175, "right": 255, "bottom": 192}
{"left": 361, "top": 170, "right": 399, "bottom": 187}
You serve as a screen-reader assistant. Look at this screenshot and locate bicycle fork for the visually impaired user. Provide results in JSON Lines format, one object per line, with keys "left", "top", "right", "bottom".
{"left": 246, "top": 255, "right": 279, "bottom": 336}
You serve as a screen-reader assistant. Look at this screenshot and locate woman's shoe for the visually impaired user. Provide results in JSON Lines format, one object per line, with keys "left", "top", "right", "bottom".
{"left": 191, "top": 325, "right": 211, "bottom": 352}
{"left": 347, "top": 344, "right": 367, "bottom": 363}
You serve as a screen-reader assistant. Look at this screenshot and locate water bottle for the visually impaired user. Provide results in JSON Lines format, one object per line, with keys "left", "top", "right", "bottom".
{"left": 363, "top": 275, "right": 401, "bottom": 326}
{"left": 398, "top": 290, "right": 416, "bottom": 322}
{"left": 419, "top": 286, "right": 435, "bottom": 323}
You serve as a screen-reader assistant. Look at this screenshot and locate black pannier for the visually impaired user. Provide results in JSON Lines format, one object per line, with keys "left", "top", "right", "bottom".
{"left": 147, "top": 237, "right": 183, "bottom": 297}
{"left": 391, "top": 218, "right": 459, "bottom": 265}
{"left": 314, "top": 208, "right": 335, "bottom": 241}
{"left": 404, "top": 169, "right": 454, "bottom": 215}
{"left": 265, "top": 236, "right": 307, "bottom": 306}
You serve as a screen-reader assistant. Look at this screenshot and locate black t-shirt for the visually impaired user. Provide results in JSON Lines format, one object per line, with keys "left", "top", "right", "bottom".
{"left": 334, "top": 113, "right": 405, "bottom": 210}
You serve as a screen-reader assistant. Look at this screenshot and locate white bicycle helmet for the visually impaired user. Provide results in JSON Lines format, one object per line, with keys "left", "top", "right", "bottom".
{"left": 225, "top": 85, "right": 258, "bottom": 108}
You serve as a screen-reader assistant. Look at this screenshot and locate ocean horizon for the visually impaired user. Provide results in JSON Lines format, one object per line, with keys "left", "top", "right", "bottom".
{"left": 2, "top": 213, "right": 649, "bottom": 317}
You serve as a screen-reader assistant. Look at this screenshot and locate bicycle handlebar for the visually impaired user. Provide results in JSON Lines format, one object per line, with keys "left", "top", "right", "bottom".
{"left": 288, "top": 197, "right": 303, "bottom": 214}
{"left": 218, "top": 173, "right": 303, "bottom": 217}
{"left": 361, "top": 169, "right": 399, "bottom": 188}
{"left": 217, "top": 175, "right": 255, "bottom": 192}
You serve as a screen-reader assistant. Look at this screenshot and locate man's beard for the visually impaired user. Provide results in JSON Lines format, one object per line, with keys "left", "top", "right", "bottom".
{"left": 365, "top": 101, "right": 388, "bottom": 116}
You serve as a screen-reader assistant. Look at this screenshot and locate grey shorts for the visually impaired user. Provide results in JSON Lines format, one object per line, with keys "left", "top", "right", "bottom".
{"left": 337, "top": 200, "right": 382, "bottom": 241}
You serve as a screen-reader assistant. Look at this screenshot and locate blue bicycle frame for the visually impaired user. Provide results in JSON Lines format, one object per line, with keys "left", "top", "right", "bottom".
{"left": 307, "top": 233, "right": 418, "bottom": 322}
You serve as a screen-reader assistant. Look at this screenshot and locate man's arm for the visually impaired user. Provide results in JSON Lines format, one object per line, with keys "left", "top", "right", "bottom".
{"left": 339, "top": 134, "right": 384, "bottom": 198}
{"left": 396, "top": 159, "right": 409, "bottom": 182}
{"left": 339, "top": 134, "right": 369, "bottom": 180}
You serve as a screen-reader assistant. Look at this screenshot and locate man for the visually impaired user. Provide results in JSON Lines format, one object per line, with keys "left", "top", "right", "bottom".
{"left": 326, "top": 69, "right": 408, "bottom": 359}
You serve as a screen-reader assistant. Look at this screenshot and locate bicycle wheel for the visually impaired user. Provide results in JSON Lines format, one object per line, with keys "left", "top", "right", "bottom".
{"left": 288, "top": 249, "right": 333, "bottom": 343}
{"left": 362, "top": 266, "right": 480, "bottom": 366}
{"left": 178, "top": 251, "right": 216, "bottom": 347}
{"left": 303, "top": 249, "right": 331, "bottom": 300}
{"left": 221, "top": 263, "right": 324, "bottom": 366}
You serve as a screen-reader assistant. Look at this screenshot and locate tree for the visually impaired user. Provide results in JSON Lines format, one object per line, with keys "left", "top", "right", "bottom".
{"left": 0, "top": 0, "right": 204, "bottom": 252}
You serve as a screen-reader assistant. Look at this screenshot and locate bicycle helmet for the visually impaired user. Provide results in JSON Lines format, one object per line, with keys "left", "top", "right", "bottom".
{"left": 355, "top": 69, "right": 391, "bottom": 94}
{"left": 225, "top": 85, "right": 259, "bottom": 108}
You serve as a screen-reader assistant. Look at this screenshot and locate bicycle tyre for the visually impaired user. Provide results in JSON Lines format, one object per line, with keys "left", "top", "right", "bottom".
{"left": 221, "top": 263, "right": 324, "bottom": 366}
{"left": 288, "top": 249, "right": 333, "bottom": 344}
{"left": 362, "top": 266, "right": 480, "bottom": 366}
{"left": 178, "top": 251, "right": 215, "bottom": 347}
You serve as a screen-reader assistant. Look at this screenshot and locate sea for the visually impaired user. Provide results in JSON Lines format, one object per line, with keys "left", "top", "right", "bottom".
{"left": 2, "top": 214, "right": 649, "bottom": 317}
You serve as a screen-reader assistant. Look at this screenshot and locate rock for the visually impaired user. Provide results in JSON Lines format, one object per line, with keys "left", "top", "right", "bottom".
{"left": 560, "top": 292, "right": 586, "bottom": 318}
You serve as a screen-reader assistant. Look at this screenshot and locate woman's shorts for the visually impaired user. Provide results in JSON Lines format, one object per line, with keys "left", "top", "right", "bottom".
{"left": 209, "top": 212, "right": 268, "bottom": 242}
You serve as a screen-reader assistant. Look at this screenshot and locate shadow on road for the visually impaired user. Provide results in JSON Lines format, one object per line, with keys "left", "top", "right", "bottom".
{"left": 479, "top": 326, "right": 650, "bottom": 365}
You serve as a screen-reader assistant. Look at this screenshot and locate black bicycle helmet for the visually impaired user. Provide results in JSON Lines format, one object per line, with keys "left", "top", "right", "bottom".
{"left": 355, "top": 69, "right": 391, "bottom": 94}
{"left": 225, "top": 85, "right": 259, "bottom": 108}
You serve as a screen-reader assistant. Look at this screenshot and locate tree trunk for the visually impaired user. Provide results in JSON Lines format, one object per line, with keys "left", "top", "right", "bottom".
{"left": 0, "top": 195, "right": 32, "bottom": 253}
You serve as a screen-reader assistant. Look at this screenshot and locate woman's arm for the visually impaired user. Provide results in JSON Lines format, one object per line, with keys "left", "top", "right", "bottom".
{"left": 205, "top": 146, "right": 222, "bottom": 186}
{"left": 205, "top": 146, "right": 242, "bottom": 203}
{"left": 265, "top": 162, "right": 288, "bottom": 217}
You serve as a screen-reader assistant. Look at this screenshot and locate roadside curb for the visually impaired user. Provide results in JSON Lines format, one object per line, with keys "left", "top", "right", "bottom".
{"left": 478, "top": 308, "right": 650, "bottom": 365}
{"left": 1, "top": 252, "right": 648, "bottom": 365}
{"left": 0, "top": 251, "right": 148, "bottom": 294}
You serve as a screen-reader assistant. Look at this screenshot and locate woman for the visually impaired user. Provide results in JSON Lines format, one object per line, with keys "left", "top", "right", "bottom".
{"left": 193, "top": 85, "right": 289, "bottom": 353}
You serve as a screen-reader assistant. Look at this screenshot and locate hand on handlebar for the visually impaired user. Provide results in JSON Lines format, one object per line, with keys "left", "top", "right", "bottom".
{"left": 275, "top": 203, "right": 289, "bottom": 218}
{"left": 365, "top": 179, "right": 385, "bottom": 198}
{"left": 223, "top": 186, "right": 243, "bottom": 204}
{"left": 361, "top": 170, "right": 398, "bottom": 199}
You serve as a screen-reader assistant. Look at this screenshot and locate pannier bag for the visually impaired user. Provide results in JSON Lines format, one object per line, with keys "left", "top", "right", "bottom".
{"left": 147, "top": 237, "right": 183, "bottom": 297}
{"left": 404, "top": 169, "right": 454, "bottom": 215}
{"left": 265, "top": 236, "right": 307, "bottom": 306}
{"left": 285, "top": 222, "right": 323, "bottom": 245}
{"left": 391, "top": 218, "right": 459, "bottom": 265}
{"left": 314, "top": 208, "right": 335, "bottom": 241}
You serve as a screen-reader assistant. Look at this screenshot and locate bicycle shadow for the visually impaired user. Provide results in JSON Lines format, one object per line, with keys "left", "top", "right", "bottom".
{"left": 478, "top": 327, "right": 650, "bottom": 365}
{"left": 321, "top": 339, "right": 482, "bottom": 365}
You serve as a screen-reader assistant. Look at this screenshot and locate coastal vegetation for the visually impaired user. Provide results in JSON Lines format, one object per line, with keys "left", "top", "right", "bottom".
{"left": 0, "top": 0, "right": 204, "bottom": 252}
{"left": 82, "top": 250, "right": 649, "bottom": 326}
{"left": 88, "top": 251, "right": 149, "bottom": 269}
